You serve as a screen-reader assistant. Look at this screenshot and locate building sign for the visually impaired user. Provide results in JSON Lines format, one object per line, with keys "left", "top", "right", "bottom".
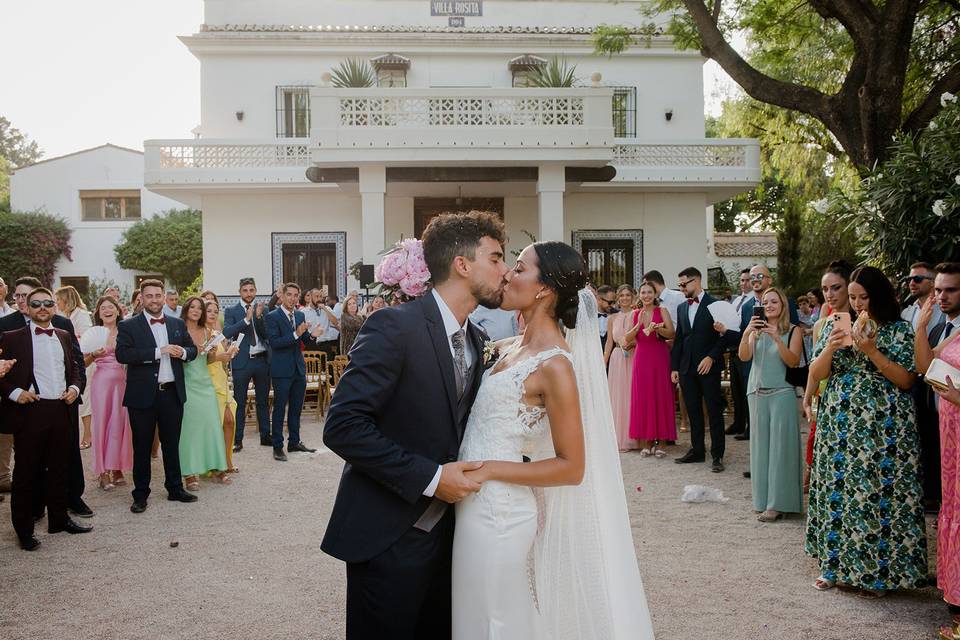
{"left": 431, "top": 1, "right": 483, "bottom": 17}
{"left": 448, "top": 17, "right": 465, "bottom": 27}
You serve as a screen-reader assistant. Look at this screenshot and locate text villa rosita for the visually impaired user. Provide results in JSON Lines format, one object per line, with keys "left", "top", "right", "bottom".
{"left": 430, "top": 1, "right": 483, "bottom": 17}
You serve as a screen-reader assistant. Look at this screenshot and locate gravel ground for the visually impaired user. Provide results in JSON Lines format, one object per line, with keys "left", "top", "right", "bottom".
{"left": 0, "top": 417, "right": 947, "bottom": 640}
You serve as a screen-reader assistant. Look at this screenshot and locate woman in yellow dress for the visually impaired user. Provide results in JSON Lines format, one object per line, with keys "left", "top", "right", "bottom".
{"left": 204, "top": 300, "right": 240, "bottom": 473}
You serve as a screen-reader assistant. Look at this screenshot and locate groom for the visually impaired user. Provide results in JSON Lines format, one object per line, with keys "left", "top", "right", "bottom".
{"left": 322, "top": 211, "right": 509, "bottom": 639}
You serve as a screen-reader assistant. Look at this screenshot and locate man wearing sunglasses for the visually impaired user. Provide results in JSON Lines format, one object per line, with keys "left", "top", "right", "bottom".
{"left": 0, "top": 276, "right": 91, "bottom": 520}
{"left": 901, "top": 262, "right": 944, "bottom": 336}
{"left": 0, "top": 288, "right": 92, "bottom": 550}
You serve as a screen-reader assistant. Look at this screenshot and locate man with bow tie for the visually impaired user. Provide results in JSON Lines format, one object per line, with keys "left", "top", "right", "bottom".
{"left": 222, "top": 277, "right": 271, "bottom": 453}
{"left": 0, "top": 288, "right": 91, "bottom": 550}
{"left": 116, "top": 279, "right": 198, "bottom": 514}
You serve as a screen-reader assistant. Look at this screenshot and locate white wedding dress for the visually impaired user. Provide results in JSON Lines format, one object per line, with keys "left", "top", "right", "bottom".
{"left": 452, "top": 290, "right": 655, "bottom": 640}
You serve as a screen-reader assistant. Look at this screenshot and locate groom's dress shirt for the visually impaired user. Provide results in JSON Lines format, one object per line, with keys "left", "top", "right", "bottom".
{"left": 422, "top": 288, "right": 476, "bottom": 497}
{"left": 8, "top": 325, "right": 80, "bottom": 401}
{"left": 146, "top": 311, "right": 187, "bottom": 384}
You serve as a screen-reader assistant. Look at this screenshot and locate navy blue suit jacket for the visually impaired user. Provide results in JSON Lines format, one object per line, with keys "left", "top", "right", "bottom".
{"left": 222, "top": 302, "right": 269, "bottom": 370}
{"left": 671, "top": 292, "right": 738, "bottom": 375}
{"left": 115, "top": 313, "right": 198, "bottom": 408}
{"left": 265, "top": 307, "right": 307, "bottom": 378}
{"left": 321, "top": 293, "right": 486, "bottom": 563}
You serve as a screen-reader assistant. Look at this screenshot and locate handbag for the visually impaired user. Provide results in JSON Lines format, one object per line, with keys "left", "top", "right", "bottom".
{"left": 785, "top": 326, "right": 809, "bottom": 388}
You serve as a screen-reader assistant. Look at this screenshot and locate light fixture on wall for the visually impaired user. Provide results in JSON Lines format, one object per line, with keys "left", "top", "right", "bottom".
{"left": 235, "top": 110, "right": 244, "bottom": 122}
{"left": 664, "top": 109, "right": 674, "bottom": 122}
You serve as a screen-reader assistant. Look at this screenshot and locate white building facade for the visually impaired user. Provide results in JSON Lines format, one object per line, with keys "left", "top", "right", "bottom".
{"left": 11, "top": 144, "right": 183, "bottom": 299}
{"left": 145, "top": 0, "right": 760, "bottom": 301}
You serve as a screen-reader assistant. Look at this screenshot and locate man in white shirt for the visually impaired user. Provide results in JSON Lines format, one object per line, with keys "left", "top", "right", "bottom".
{"left": 0, "top": 287, "right": 90, "bottom": 549}
{"left": 162, "top": 290, "right": 182, "bottom": 317}
{"left": 0, "top": 277, "right": 14, "bottom": 317}
{"left": 469, "top": 305, "right": 520, "bottom": 341}
{"left": 901, "top": 261, "right": 945, "bottom": 336}
{"left": 730, "top": 268, "right": 753, "bottom": 314}
{"left": 643, "top": 269, "right": 686, "bottom": 326}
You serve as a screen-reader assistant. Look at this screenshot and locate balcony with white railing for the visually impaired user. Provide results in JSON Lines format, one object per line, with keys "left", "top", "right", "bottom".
{"left": 607, "top": 139, "right": 761, "bottom": 185}
{"left": 309, "top": 87, "right": 616, "bottom": 165}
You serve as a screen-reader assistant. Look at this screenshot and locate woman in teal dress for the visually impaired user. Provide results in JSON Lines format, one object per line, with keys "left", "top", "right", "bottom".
{"left": 805, "top": 266, "right": 927, "bottom": 596}
{"left": 738, "top": 287, "right": 804, "bottom": 522}
{"left": 179, "top": 296, "right": 229, "bottom": 490}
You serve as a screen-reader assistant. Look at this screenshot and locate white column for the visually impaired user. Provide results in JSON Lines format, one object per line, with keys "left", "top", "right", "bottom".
{"left": 359, "top": 164, "right": 386, "bottom": 264}
{"left": 537, "top": 164, "right": 565, "bottom": 242}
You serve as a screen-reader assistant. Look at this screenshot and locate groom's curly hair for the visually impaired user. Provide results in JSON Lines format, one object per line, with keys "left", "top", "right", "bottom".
{"left": 421, "top": 211, "right": 507, "bottom": 285}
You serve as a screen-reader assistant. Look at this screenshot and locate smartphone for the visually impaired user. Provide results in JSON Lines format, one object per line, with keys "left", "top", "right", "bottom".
{"left": 752, "top": 305, "right": 766, "bottom": 323}
{"left": 832, "top": 311, "right": 854, "bottom": 347}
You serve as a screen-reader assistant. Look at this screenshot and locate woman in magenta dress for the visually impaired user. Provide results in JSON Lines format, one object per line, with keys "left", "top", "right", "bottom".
{"left": 80, "top": 296, "right": 133, "bottom": 490}
{"left": 604, "top": 285, "right": 639, "bottom": 451}
{"left": 625, "top": 282, "right": 676, "bottom": 457}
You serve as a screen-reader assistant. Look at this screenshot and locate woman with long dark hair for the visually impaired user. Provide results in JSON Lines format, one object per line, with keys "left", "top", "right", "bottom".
{"left": 805, "top": 265, "right": 927, "bottom": 596}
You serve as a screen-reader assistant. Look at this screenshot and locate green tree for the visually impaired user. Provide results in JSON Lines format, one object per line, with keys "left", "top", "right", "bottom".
{"left": 0, "top": 118, "right": 43, "bottom": 208}
{"left": 595, "top": 1, "right": 960, "bottom": 171}
{"left": 0, "top": 210, "right": 72, "bottom": 287}
{"left": 114, "top": 209, "right": 203, "bottom": 290}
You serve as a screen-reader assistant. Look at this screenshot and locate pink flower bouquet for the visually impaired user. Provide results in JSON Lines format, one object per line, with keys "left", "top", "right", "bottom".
{"left": 374, "top": 238, "right": 432, "bottom": 303}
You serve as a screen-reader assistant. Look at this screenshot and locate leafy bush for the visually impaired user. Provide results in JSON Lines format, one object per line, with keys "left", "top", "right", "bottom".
{"left": 114, "top": 208, "right": 202, "bottom": 290}
{"left": 0, "top": 209, "right": 72, "bottom": 287}
{"left": 529, "top": 58, "right": 579, "bottom": 88}
{"left": 331, "top": 59, "right": 376, "bottom": 88}
{"left": 85, "top": 273, "right": 132, "bottom": 311}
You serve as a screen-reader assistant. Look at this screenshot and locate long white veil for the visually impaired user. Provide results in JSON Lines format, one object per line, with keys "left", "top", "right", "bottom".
{"left": 533, "top": 288, "right": 655, "bottom": 639}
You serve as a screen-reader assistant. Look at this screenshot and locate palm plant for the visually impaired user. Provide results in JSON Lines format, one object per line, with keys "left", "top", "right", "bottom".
{"left": 528, "top": 57, "right": 579, "bottom": 88}
{"left": 330, "top": 59, "right": 376, "bottom": 88}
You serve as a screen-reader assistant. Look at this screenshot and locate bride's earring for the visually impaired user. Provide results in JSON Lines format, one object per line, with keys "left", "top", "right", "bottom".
{"left": 535, "top": 289, "right": 544, "bottom": 300}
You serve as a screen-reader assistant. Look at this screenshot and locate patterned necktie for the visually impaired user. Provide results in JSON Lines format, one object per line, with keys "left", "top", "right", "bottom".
{"left": 246, "top": 304, "right": 258, "bottom": 346}
{"left": 451, "top": 329, "right": 467, "bottom": 399}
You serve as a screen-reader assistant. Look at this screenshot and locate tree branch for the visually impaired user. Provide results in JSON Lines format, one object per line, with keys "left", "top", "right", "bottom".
{"left": 903, "top": 59, "right": 960, "bottom": 132}
{"left": 680, "top": 0, "right": 833, "bottom": 120}
{"left": 806, "top": 0, "right": 879, "bottom": 49}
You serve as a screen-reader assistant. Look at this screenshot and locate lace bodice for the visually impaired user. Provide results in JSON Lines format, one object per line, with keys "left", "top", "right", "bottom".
{"left": 459, "top": 346, "right": 573, "bottom": 463}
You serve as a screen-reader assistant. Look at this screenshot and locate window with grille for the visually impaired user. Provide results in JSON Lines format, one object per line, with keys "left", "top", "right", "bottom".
{"left": 612, "top": 87, "right": 637, "bottom": 138}
{"left": 581, "top": 239, "right": 634, "bottom": 288}
{"left": 276, "top": 86, "right": 311, "bottom": 138}
{"left": 80, "top": 190, "right": 141, "bottom": 220}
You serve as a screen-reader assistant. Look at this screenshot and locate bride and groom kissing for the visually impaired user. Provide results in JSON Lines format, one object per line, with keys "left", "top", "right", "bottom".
{"left": 321, "top": 211, "right": 654, "bottom": 640}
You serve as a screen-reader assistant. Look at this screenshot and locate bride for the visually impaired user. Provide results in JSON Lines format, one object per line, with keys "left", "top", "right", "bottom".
{"left": 451, "top": 241, "right": 655, "bottom": 639}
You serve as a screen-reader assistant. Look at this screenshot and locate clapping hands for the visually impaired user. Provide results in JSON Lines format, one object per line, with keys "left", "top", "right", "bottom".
{"left": 0, "top": 358, "right": 15, "bottom": 379}
{"left": 160, "top": 344, "right": 185, "bottom": 359}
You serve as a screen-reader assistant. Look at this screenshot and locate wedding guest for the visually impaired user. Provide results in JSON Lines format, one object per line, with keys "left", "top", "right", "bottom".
{"left": 0, "top": 277, "right": 14, "bottom": 317}
{"left": 129, "top": 290, "right": 142, "bottom": 316}
{"left": 178, "top": 297, "right": 230, "bottom": 489}
{"left": 808, "top": 288, "right": 824, "bottom": 319}
{"left": 103, "top": 286, "right": 125, "bottom": 315}
{"left": 604, "top": 285, "right": 639, "bottom": 451}
{"left": 81, "top": 296, "right": 132, "bottom": 491}
{"left": 203, "top": 300, "right": 240, "bottom": 473}
{"left": 726, "top": 268, "right": 754, "bottom": 438}
{"left": 671, "top": 267, "right": 737, "bottom": 472}
{"left": 163, "top": 290, "right": 182, "bottom": 317}
{"left": 915, "top": 263, "right": 960, "bottom": 637}
{"left": 305, "top": 288, "right": 340, "bottom": 356}
{"left": 469, "top": 305, "right": 520, "bottom": 341}
{"left": 625, "top": 281, "right": 676, "bottom": 456}
{"left": 596, "top": 285, "right": 617, "bottom": 351}
{"left": 222, "top": 277, "right": 271, "bottom": 452}
{"left": 731, "top": 268, "right": 752, "bottom": 310}
{"left": 339, "top": 295, "right": 364, "bottom": 356}
{"left": 266, "top": 283, "right": 317, "bottom": 461}
{"left": 806, "top": 266, "right": 927, "bottom": 596}
{"left": 199, "top": 290, "right": 222, "bottom": 328}
{"left": 803, "top": 261, "right": 852, "bottom": 490}
{"left": 0, "top": 288, "right": 91, "bottom": 550}
{"left": 642, "top": 269, "right": 686, "bottom": 326}
{"left": 738, "top": 287, "right": 803, "bottom": 521}
{"left": 56, "top": 285, "right": 94, "bottom": 450}
{"left": 902, "top": 262, "right": 944, "bottom": 333}
{"left": 116, "top": 279, "right": 199, "bottom": 513}
{"left": 0, "top": 276, "right": 91, "bottom": 517}
{"left": 363, "top": 295, "right": 386, "bottom": 317}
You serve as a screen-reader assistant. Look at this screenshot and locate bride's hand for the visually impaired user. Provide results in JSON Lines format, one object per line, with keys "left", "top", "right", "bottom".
{"left": 463, "top": 465, "right": 490, "bottom": 484}
{"left": 435, "top": 460, "right": 485, "bottom": 503}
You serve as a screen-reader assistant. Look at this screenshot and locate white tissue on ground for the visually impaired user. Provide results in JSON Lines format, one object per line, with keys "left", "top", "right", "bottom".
{"left": 680, "top": 485, "right": 729, "bottom": 503}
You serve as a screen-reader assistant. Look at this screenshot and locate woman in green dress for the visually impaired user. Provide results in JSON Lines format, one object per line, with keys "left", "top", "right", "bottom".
{"left": 179, "top": 296, "right": 229, "bottom": 490}
{"left": 806, "top": 266, "right": 927, "bottom": 596}
{"left": 738, "top": 287, "right": 804, "bottom": 522}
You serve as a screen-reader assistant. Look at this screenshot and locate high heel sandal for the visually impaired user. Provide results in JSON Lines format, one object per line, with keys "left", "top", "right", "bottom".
{"left": 938, "top": 616, "right": 960, "bottom": 640}
{"left": 813, "top": 576, "right": 836, "bottom": 591}
{"left": 214, "top": 472, "right": 232, "bottom": 485}
{"left": 185, "top": 476, "right": 200, "bottom": 492}
{"left": 98, "top": 474, "right": 115, "bottom": 491}
{"left": 653, "top": 447, "right": 667, "bottom": 458}
{"left": 639, "top": 448, "right": 652, "bottom": 458}
{"left": 111, "top": 471, "right": 127, "bottom": 486}
{"left": 757, "top": 510, "right": 783, "bottom": 523}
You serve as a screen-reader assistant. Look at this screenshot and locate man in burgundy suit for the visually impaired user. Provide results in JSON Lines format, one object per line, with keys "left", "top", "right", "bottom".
{"left": 0, "top": 288, "right": 93, "bottom": 550}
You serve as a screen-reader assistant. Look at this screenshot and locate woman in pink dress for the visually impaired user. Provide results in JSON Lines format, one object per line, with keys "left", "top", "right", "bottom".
{"left": 625, "top": 282, "right": 676, "bottom": 457}
{"left": 80, "top": 296, "right": 133, "bottom": 490}
{"left": 604, "top": 285, "right": 639, "bottom": 451}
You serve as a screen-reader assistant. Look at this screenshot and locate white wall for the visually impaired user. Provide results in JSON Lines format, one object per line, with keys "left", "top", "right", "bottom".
{"left": 9, "top": 145, "right": 182, "bottom": 291}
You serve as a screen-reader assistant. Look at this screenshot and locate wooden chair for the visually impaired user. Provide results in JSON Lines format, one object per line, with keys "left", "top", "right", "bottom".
{"left": 304, "top": 355, "right": 325, "bottom": 420}
{"left": 328, "top": 358, "right": 348, "bottom": 404}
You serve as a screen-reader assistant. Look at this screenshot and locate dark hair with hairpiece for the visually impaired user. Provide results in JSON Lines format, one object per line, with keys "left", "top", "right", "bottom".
{"left": 421, "top": 211, "right": 506, "bottom": 285}
{"left": 532, "top": 241, "right": 587, "bottom": 329}
{"left": 850, "top": 265, "right": 900, "bottom": 324}
{"left": 824, "top": 259, "right": 853, "bottom": 283}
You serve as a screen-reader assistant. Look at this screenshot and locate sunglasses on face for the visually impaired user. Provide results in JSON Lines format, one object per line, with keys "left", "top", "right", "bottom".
{"left": 29, "top": 300, "right": 56, "bottom": 309}
{"left": 601, "top": 298, "right": 617, "bottom": 304}
{"left": 750, "top": 274, "right": 768, "bottom": 282}
{"left": 678, "top": 280, "right": 695, "bottom": 288}
{"left": 904, "top": 275, "right": 932, "bottom": 284}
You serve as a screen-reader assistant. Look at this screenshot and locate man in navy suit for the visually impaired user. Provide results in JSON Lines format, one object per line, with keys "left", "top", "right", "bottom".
{"left": 222, "top": 277, "right": 271, "bottom": 452}
{"left": 671, "top": 267, "right": 738, "bottom": 472}
{"left": 265, "top": 282, "right": 317, "bottom": 462}
{"left": 116, "top": 279, "right": 199, "bottom": 513}
{"left": 0, "top": 276, "right": 92, "bottom": 519}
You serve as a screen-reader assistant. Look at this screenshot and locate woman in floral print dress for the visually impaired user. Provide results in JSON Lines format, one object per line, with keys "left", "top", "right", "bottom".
{"left": 805, "top": 266, "right": 928, "bottom": 597}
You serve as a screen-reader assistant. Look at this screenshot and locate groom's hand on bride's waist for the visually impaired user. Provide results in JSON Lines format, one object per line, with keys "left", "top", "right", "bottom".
{"left": 435, "top": 461, "right": 485, "bottom": 503}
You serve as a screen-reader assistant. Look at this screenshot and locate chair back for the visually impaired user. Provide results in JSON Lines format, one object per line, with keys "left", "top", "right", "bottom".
{"left": 329, "top": 359, "right": 348, "bottom": 387}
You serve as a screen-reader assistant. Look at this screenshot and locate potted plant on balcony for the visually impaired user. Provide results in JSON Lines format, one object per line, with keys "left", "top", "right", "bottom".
{"left": 330, "top": 59, "right": 376, "bottom": 88}
{"left": 528, "top": 57, "right": 579, "bottom": 88}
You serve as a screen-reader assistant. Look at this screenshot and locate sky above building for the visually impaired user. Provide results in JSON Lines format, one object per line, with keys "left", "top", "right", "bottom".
{"left": 3, "top": 0, "right": 731, "bottom": 162}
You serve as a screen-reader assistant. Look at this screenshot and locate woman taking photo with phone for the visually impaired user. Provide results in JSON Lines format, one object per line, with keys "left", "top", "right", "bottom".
{"left": 805, "top": 266, "right": 927, "bottom": 598}
{"left": 738, "top": 287, "right": 803, "bottom": 522}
